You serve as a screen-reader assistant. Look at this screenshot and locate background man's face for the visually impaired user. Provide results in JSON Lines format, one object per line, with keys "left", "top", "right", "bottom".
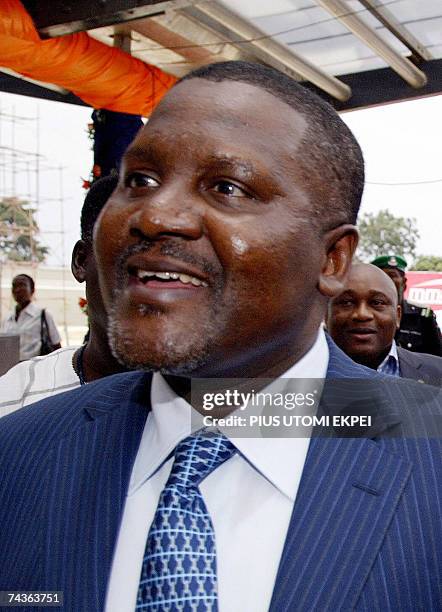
{"left": 72, "top": 240, "right": 109, "bottom": 341}
{"left": 12, "top": 275, "right": 33, "bottom": 306}
{"left": 381, "top": 267, "right": 405, "bottom": 302}
{"left": 95, "top": 79, "right": 333, "bottom": 376}
{"left": 328, "top": 265, "right": 400, "bottom": 367}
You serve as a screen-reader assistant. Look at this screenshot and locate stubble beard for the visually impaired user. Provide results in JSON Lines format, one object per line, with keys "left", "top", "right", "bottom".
{"left": 106, "top": 275, "right": 228, "bottom": 376}
{"left": 105, "top": 239, "right": 229, "bottom": 375}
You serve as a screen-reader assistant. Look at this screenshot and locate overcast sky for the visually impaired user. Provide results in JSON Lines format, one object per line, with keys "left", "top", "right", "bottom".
{"left": 1, "top": 89, "right": 441, "bottom": 266}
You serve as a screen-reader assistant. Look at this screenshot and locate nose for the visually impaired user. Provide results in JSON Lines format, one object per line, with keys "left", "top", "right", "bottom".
{"left": 352, "top": 301, "right": 374, "bottom": 321}
{"left": 128, "top": 186, "right": 204, "bottom": 242}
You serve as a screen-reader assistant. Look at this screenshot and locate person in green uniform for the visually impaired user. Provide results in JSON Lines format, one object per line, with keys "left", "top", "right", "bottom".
{"left": 371, "top": 254, "right": 442, "bottom": 357}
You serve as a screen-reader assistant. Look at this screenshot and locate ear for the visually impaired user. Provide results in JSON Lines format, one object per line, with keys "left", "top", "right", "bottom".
{"left": 396, "top": 303, "right": 402, "bottom": 329}
{"left": 318, "top": 225, "right": 358, "bottom": 298}
{"left": 402, "top": 275, "right": 407, "bottom": 291}
{"left": 71, "top": 240, "right": 89, "bottom": 283}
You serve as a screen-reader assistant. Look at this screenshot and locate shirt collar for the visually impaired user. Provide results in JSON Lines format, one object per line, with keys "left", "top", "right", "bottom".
{"left": 8, "top": 302, "right": 38, "bottom": 320}
{"left": 129, "top": 328, "right": 329, "bottom": 500}
{"left": 21, "top": 302, "right": 39, "bottom": 317}
{"left": 389, "top": 340, "right": 399, "bottom": 361}
{"left": 377, "top": 340, "right": 399, "bottom": 373}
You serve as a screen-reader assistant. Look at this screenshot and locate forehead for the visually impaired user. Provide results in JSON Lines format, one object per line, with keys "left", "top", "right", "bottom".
{"left": 129, "top": 79, "right": 309, "bottom": 165}
{"left": 344, "top": 267, "right": 396, "bottom": 299}
{"left": 381, "top": 267, "right": 403, "bottom": 280}
{"left": 13, "top": 276, "right": 30, "bottom": 286}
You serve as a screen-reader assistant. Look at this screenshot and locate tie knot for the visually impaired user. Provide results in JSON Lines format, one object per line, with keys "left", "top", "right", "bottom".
{"left": 168, "top": 431, "right": 236, "bottom": 489}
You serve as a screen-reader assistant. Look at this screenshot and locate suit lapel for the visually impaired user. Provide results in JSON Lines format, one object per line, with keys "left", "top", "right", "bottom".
{"left": 269, "top": 341, "right": 412, "bottom": 611}
{"left": 398, "top": 347, "right": 426, "bottom": 383}
{"left": 43, "top": 372, "right": 151, "bottom": 612}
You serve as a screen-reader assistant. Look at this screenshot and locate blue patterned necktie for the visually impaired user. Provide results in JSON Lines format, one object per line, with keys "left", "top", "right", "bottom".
{"left": 136, "top": 431, "right": 236, "bottom": 611}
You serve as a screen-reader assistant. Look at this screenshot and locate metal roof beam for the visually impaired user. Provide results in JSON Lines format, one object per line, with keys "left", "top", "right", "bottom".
{"left": 357, "top": 0, "right": 432, "bottom": 62}
{"left": 181, "top": 1, "right": 351, "bottom": 101}
{"left": 22, "top": 0, "right": 193, "bottom": 37}
{"left": 3, "top": 58, "right": 441, "bottom": 112}
{"left": 305, "top": 58, "right": 442, "bottom": 112}
{"left": 130, "top": 17, "right": 222, "bottom": 65}
{"left": 315, "top": 0, "right": 427, "bottom": 88}
{"left": 0, "top": 72, "right": 86, "bottom": 107}
{"left": 0, "top": 68, "right": 68, "bottom": 95}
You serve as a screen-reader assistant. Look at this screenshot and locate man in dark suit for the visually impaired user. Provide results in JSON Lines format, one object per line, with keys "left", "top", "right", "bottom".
{"left": 371, "top": 254, "right": 442, "bottom": 356}
{"left": 327, "top": 262, "right": 442, "bottom": 386}
{"left": 1, "top": 61, "right": 441, "bottom": 612}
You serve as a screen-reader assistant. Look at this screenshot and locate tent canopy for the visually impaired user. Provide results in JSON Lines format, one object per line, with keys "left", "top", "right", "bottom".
{"left": 2, "top": 0, "right": 442, "bottom": 111}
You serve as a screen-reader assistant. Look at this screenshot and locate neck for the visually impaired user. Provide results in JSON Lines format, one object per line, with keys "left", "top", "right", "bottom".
{"left": 350, "top": 347, "right": 390, "bottom": 371}
{"left": 165, "top": 326, "right": 320, "bottom": 413}
{"left": 16, "top": 300, "right": 30, "bottom": 315}
{"left": 81, "top": 328, "right": 128, "bottom": 382}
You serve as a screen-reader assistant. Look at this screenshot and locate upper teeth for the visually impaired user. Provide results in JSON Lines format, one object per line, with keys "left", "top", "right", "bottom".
{"left": 136, "top": 269, "right": 208, "bottom": 287}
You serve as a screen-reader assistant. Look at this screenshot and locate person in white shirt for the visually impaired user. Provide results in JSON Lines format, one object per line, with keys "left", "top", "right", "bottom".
{"left": 0, "top": 175, "right": 127, "bottom": 415}
{"left": 1, "top": 273, "right": 61, "bottom": 361}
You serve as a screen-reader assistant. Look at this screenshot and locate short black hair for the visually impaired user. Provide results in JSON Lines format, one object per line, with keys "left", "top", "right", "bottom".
{"left": 13, "top": 273, "right": 35, "bottom": 293}
{"left": 81, "top": 174, "right": 119, "bottom": 243}
{"left": 179, "top": 61, "right": 364, "bottom": 228}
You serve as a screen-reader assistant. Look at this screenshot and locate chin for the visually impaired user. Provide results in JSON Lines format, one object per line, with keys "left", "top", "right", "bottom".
{"left": 107, "top": 311, "right": 217, "bottom": 376}
{"left": 347, "top": 350, "right": 378, "bottom": 368}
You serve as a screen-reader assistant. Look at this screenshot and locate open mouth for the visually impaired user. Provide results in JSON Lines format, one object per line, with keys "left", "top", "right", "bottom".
{"left": 127, "top": 265, "right": 209, "bottom": 289}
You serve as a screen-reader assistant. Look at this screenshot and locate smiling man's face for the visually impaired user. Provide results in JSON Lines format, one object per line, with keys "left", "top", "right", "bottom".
{"left": 327, "top": 263, "right": 401, "bottom": 369}
{"left": 94, "top": 78, "right": 356, "bottom": 377}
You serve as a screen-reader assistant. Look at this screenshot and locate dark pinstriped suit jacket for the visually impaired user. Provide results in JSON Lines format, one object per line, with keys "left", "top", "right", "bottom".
{"left": 0, "top": 339, "right": 441, "bottom": 611}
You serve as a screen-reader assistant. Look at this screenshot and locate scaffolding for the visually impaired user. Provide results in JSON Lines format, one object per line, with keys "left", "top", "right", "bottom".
{"left": 0, "top": 100, "right": 70, "bottom": 343}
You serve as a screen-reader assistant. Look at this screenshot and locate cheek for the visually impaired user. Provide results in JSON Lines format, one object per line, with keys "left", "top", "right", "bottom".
{"left": 94, "top": 212, "right": 126, "bottom": 305}
{"left": 231, "top": 235, "right": 249, "bottom": 255}
{"left": 378, "top": 315, "right": 397, "bottom": 338}
{"left": 329, "top": 311, "right": 345, "bottom": 330}
{"left": 230, "top": 234, "right": 318, "bottom": 324}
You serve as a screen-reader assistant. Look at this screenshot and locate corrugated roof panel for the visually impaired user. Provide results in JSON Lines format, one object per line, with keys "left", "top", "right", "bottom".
{"left": 219, "top": 0, "right": 442, "bottom": 73}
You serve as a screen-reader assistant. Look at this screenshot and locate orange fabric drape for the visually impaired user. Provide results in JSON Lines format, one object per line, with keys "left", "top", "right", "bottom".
{"left": 0, "top": 0, "right": 177, "bottom": 115}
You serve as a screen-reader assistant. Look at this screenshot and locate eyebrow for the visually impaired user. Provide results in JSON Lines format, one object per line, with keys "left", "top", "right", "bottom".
{"left": 368, "top": 291, "right": 393, "bottom": 301}
{"left": 338, "top": 290, "right": 392, "bottom": 300}
{"left": 123, "top": 148, "right": 284, "bottom": 195}
{"left": 123, "top": 146, "right": 155, "bottom": 164}
{"left": 205, "top": 155, "right": 257, "bottom": 173}
{"left": 125, "top": 148, "right": 261, "bottom": 174}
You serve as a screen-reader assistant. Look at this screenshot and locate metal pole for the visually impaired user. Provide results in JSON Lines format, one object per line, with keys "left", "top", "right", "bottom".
{"left": 58, "top": 164, "right": 69, "bottom": 345}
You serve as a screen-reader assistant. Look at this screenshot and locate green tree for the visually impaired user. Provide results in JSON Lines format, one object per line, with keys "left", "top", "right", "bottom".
{"left": 411, "top": 255, "right": 442, "bottom": 272}
{"left": 356, "top": 209, "right": 419, "bottom": 262}
{"left": 0, "top": 197, "right": 49, "bottom": 262}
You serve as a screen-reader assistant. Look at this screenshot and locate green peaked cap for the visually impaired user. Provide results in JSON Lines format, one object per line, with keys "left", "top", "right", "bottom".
{"left": 371, "top": 254, "right": 407, "bottom": 271}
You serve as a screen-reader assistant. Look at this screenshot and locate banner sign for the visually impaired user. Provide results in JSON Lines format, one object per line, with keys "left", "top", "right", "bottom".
{"left": 405, "top": 271, "right": 442, "bottom": 326}
{"left": 405, "top": 272, "right": 442, "bottom": 310}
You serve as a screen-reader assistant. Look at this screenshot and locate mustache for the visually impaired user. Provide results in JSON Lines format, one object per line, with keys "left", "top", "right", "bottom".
{"left": 115, "top": 239, "right": 222, "bottom": 280}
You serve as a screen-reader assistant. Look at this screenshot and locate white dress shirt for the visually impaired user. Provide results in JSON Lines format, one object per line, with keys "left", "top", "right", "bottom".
{"left": 0, "top": 347, "right": 79, "bottom": 416}
{"left": 106, "top": 329, "right": 329, "bottom": 612}
{"left": 377, "top": 340, "right": 401, "bottom": 377}
{"left": 1, "top": 302, "right": 60, "bottom": 361}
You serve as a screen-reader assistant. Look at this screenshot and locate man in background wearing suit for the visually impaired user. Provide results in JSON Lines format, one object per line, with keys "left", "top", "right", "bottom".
{"left": 371, "top": 254, "right": 442, "bottom": 356}
{"left": 327, "top": 262, "right": 442, "bottom": 386}
{"left": 1, "top": 61, "right": 441, "bottom": 612}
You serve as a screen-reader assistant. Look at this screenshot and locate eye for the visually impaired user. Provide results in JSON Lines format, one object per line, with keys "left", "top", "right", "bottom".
{"left": 211, "top": 180, "right": 251, "bottom": 198}
{"left": 125, "top": 172, "right": 160, "bottom": 189}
